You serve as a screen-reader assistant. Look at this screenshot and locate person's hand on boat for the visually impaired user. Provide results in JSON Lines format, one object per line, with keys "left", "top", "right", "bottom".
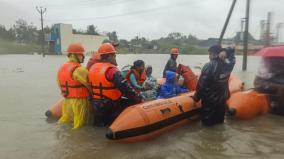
{"left": 190, "top": 95, "right": 199, "bottom": 103}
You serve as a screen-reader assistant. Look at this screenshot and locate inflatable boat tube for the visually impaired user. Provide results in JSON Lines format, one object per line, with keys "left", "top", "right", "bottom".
{"left": 229, "top": 74, "right": 245, "bottom": 94}
{"left": 106, "top": 92, "right": 201, "bottom": 142}
{"left": 45, "top": 98, "right": 63, "bottom": 119}
{"left": 227, "top": 90, "right": 269, "bottom": 119}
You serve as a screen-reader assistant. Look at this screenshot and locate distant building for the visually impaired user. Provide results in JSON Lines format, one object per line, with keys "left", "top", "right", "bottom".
{"left": 46, "top": 23, "right": 107, "bottom": 55}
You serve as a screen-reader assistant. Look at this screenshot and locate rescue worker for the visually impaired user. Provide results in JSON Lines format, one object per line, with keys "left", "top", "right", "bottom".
{"left": 163, "top": 48, "right": 179, "bottom": 78}
{"left": 125, "top": 60, "right": 147, "bottom": 93}
{"left": 57, "top": 43, "right": 91, "bottom": 129}
{"left": 192, "top": 45, "right": 236, "bottom": 126}
{"left": 158, "top": 70, "right": 188, "bottom": 99}
{"left": 88, "top": 43, "right": 142, "bottom": 126}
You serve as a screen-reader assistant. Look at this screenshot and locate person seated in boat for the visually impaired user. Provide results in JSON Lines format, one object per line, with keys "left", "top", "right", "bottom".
{"left": 88, "top": 43, "right": 142, "bottom": 127}
{"left": 125, "top": 60, "right": 147, "bottom": 93}
{"left": 254, "top": 56, "right": 284, "bottom": 115}
{"left": 192, "top": 45, "right": 236, "bottom": 126}
{"left": 158, "top": 70, "right": 188, "bottom": 99}
{"left": 57, "top": 43, "right": 92, "bottom": 129}
{"left": 162, "top": 48, "right": 179, "bottom": 78}
{"left": 141, "top": 65, "right": 158, "bottom": 101}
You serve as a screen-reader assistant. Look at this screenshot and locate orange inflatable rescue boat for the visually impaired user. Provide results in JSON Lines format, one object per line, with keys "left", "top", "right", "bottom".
{"left": 106, "top": 92, "right": 201, "bottom": 142}
{"left": 229, "top": 74, "right": 245, "bottom": 94}
{"left": 45, "top": 98, "right": 63, "bottom": 119}
{"left": 227, "top": 90, "right": 270, "bottom": 119}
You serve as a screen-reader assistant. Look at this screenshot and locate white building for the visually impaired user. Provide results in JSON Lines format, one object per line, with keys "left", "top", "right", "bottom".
{"left": 47, "top": 23, "right": 107, "bottom": 55}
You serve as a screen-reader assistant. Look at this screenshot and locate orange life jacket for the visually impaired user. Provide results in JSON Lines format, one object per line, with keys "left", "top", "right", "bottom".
{"left": 57, "top": 62, "right": 88, "bottom": 98}
{"left": 177, "top": 64, "right": 197, "bottom": 91}
{"left": 89, "top": 62, "right": 122, "bottom": 100}
{"left": 125, "top": 69, "right": 146, "bottom": 92}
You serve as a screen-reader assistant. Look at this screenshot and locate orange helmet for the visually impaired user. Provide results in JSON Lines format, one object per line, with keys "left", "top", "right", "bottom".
{"left": 97, "top": 43, "right": 116, "bottom": 55}
{"left": 171, "top": 48, "right": 179, "bottom": 55}
{"left": 67, "top": 43, "right": 85, "bottom": 55}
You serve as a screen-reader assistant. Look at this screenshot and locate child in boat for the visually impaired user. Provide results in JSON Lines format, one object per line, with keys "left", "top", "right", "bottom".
{"left": 141, "top": 65, "right": 158, "bottom": 101}
{"left": 157, "top": 70, "right": 188, "bottom": 99}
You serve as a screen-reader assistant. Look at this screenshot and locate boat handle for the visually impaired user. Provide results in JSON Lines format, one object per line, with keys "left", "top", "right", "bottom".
{"left": 160, "top": 108, "right": 171, "bottom": 114}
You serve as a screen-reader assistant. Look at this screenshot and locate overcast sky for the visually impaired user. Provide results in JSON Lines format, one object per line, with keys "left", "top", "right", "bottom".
{"left": 1, "top": 0, "right": 284, "bottom": 41}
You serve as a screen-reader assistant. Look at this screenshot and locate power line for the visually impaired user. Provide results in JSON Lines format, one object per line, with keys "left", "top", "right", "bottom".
{"left": 44, "top": 0, "right": 137, "bottom": 9}
{"left": 46, "top": 1, "right": 191, "bottom": 22}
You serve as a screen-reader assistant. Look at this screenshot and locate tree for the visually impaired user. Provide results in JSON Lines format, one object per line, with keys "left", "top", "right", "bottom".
{"left": 13, "top": 19, "right": 38, "bottom": 43}
{"left": 107, "top": 31, "right": 118, "bottom": 42}
{"left": 167, "top": 32, "right": 182, "bottom": 40}
{"left": 86, "top": 24, "right": 99, "bottom": 35}
{"left": 0, "top": 25, "right": 15, "bottom": 40}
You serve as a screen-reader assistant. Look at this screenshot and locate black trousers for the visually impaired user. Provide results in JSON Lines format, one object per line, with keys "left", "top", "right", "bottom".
{"left": 91, "top": 98, "right": 136, "bottom": 127}
{"left": 201, "top": 101, "right": 226, "bottom": 126}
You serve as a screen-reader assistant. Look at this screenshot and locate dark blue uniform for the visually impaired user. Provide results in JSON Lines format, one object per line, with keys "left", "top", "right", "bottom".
{"left": 193, "top": 47, "right": 235, "bottom": 126}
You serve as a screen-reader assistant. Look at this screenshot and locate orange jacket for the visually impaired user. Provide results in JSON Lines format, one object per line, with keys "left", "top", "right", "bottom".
{"left": 89, "top": 62, "right": 122, "bottom": 100}
{"left": 57, "top": 62, "right": 89, "bottom": 98}
{"left": 125, "top": 69, "right": 146, "bottom": 90}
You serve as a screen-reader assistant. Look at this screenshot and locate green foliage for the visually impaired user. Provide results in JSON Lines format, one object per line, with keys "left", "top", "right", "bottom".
{"left": 13, "top": 19, "right": 39, "bottom": 44}
{"left": 0, "top": 25, "right": 15, "bottom": 40}
{"left": 86, "top": 25, "right": 100, "bottom": 35}
{"left": 107, "top": 31, "right": 118, "bottom": 42}
{"left": 117, "top": 32, "right": 208, "bottom": 54}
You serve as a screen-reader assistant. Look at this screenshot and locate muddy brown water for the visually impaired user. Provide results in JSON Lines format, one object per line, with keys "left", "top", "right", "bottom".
{"left": 0, "top": 54, "right": 284, "bottom": 159}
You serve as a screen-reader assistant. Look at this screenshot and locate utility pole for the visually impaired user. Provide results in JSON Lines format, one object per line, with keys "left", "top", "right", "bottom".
{"left": 276, "top": 23, "right": 284, "bottom": 43}
{"left": 36, "top": 6, "right": 46, "bottom": 57}
{"left": 260, "top": 20, "right": 266, "bottom": 42}
{"left": 218, "top": 0, "right": 237, "bottom": 45}
{"left": 240, "top": 18, "right": 246, "bottom": 41}
{"left": 242, "top": 0, "right": 250, "bottom": 71}
{"left": 265, "top": 12, "right": 272, "bottom": 47}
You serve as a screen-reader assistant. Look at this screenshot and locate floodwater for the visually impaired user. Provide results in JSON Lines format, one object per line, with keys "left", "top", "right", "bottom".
{"left": 0, "top": 54, "right": 284, "bottom": 159}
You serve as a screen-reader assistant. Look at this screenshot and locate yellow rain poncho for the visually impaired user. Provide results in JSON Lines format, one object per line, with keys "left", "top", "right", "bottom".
{"left": 58, "top": 54, "right": 90, "bottom": 129}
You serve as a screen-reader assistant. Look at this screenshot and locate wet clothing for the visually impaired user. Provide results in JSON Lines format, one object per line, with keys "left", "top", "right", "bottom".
{"left": 141, "top": 75, "right": 158, "bottom": 101}
{"left": 254, "top": 57, "right": 284, "bottom": 116}
{"left": 163, "top": 57, "right": 177, "bottom": 78}
{"left": 89, "top": 62, "right": 142, "bottom": 126}
{"left": 193, "top": 50, "right": 235, "bottom": 126}
{"left": 58, "top": 55, "right": 90, "bottom": 129}
{"left": 158, "top": 71, "right": 188, "bottom": 99}
{"left": 125, "top": 68, "right": 146, "bottom": 92}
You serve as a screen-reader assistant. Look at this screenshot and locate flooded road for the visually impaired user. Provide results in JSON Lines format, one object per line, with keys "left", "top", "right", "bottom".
{"left": 0, "top": 54, "right": 284, "bottom": 159}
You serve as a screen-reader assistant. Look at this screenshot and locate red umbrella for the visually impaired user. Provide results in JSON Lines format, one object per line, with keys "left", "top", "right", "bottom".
{"left": 256, "top": 46, "right": 284, "bottom": 57}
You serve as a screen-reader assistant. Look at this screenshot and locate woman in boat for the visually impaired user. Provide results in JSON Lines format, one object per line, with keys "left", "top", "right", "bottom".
{"left": 125, "top": 60, "right": 147, "bottom": 93}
